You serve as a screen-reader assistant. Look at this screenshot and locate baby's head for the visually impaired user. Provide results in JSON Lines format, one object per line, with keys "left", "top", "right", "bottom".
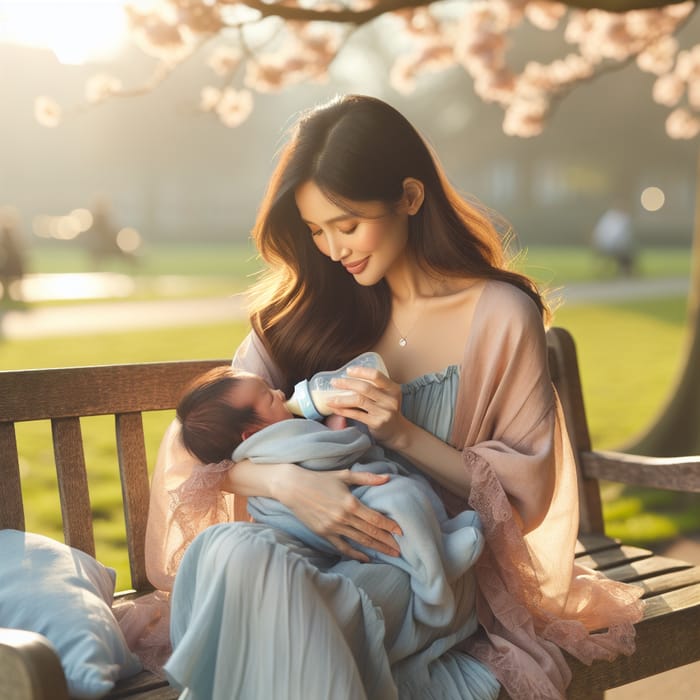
{"left": 177, "top": 366, "right": 293, "bottom": 464}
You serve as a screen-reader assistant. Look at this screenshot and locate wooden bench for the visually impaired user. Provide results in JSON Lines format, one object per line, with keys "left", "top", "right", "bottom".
{"left": 0, "top": 327, "right": 699, "bottom": 699}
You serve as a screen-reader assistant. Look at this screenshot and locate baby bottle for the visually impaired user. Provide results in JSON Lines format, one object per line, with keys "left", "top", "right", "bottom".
{"left": 284, "top": 352, "right": 388, "bottom": 420}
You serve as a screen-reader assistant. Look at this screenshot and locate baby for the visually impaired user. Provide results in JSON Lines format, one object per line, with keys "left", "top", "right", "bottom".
{"left": 176, "top": 366, "right": 483, "bottom": 651}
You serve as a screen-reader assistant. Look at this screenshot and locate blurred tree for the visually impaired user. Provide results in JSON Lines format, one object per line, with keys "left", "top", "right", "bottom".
{"left": 629, "top": 157, "right": 700, "bottom": 456}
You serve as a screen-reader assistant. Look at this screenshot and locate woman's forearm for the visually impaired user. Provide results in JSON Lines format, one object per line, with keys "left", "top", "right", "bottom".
{"left": 221, "top": 458, "right": 297, "bottom": 499}
{"left": 389, "top": 421, "right": 472, "bottom": 497}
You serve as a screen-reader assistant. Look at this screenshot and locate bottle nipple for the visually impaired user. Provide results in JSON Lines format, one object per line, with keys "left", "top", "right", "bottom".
{"left": 284, "top": 352, "right": 388, "bottom": 421}
{"left": 284, "top": 379, "right": 323, "bottom": 421}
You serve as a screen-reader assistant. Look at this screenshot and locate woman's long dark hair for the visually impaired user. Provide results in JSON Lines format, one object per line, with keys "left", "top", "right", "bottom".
{"left": 248, "top": 94, "right": 547, "bottom": 392}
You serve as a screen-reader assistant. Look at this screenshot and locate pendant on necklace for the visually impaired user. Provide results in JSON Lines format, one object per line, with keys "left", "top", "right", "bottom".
{"left": 399, "top": 337, "right": 408, "bottom": 348}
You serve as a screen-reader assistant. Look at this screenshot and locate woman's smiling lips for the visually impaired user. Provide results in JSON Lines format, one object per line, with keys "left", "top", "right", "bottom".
{"left": 343, "top": 257, "right": 369, "bottom": 275}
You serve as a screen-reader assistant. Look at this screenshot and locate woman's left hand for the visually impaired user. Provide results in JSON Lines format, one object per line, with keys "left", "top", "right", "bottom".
{"left": 326, "top": 366, "right": 409, "bottom": 449}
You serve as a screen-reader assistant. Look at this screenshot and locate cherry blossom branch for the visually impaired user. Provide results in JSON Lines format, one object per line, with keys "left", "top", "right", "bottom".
{"left": 559, "top": 0, "right": 694, "bottom": 9}
{"left": 227, "top": 0, "right": 696, "bottom": 24}
{"left": 532, "top": 2, "right": 699, "bottom": 128}
{"left": 33, "top": 0, "right": 700, "bottom": 141}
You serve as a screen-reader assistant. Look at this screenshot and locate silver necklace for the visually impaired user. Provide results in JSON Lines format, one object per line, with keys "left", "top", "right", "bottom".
{"left": 390, "top": 300, "right": 426, "bottom": 348}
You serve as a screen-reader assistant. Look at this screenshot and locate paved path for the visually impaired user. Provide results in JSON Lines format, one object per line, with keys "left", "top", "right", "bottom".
{"left": 0, "top": 294, "right": 248, "bottom": 340}
{"left": 0, "top": 276, "right": 690, "bottom": 340}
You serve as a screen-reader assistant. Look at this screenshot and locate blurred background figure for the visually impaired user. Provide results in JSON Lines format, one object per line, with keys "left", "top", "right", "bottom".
{"left": 591, "top": 202, "right": 636, "bottom": 277}
{"left": 84, "top": 197, "right": 139, "bottom": 269}
{"left": 0, "top": 207, "right": 26, "bottom": 302}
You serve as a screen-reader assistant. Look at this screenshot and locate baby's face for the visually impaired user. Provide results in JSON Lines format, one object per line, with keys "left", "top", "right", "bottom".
{"left": 228, "top": 374, "right": 294, "bottom": 426}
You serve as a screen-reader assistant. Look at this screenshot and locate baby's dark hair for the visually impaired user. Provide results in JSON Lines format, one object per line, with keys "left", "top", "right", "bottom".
{"left": 177, "top": 366, "right": 260, "bottom": 464}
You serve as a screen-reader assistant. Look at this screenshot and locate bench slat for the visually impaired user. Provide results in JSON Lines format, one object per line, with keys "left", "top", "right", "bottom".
{"left": 0, "top": 421, "right": 25, "bottom": 531}
{"left": 108, "top": 688, "right": 179, "bottom": 700}
{"left": 106, "top": 670, "right": 178, "bottom": 699}
{"left": 0, "top": 361, "right": 229, "bottom": 422}
{"left": 582, "top": 450, "right": 700, "bottom": 492}
{"left": 631, "top": 565, "right": 700, "bottom": 597}
{"left": 575, "top": 544, "right": 654, "bottom": 571}
{"left": 116, "top": 412, "right": 152, "bottom": 591}
{"left": 600, "top": 555, "right": 695, "bottom": 587}
{"left": 575, "top": 533, "right": 622, "bottom": 556}
{"left": 51, "top": 416, "right": 95, "bottom": 556}
{"left": 547, "top": 327, "right": 605, "bottom": 534}
{"left": 642, "top": 580, "right": 700, "bottom": 618}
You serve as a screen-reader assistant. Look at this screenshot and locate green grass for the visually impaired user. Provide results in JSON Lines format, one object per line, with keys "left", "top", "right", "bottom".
{"left": 27, "top": 241, "right": 262, "bottom": 278}
{"left": 4, "top": 243, "right": 698, "bottom": 584}
{"left": 555, "top": 296, "right": 689, "bottom": 450}
{"left": 22, "top": 242, "right": 264, "bottom": 302}
{"left": 514, "top": 244, "right": 692, "bottom": 288}
{"left": 0, "top": 320, "right": 249, "bottom": 368}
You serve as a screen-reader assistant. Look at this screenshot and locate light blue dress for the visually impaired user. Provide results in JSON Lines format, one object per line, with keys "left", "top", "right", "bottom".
{"left": 164, "top": 367, "right": 500, "bottom": 700}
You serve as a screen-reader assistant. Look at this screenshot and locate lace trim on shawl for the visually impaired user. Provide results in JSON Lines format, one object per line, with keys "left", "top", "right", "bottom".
{"left": 167, "top": 459, "right": 235, "bottom": 576}
{"left": 113, "top": 590, "right": 171, "bottom": 675}
{"left": 116, "top": 460, "right": 238, "bottom": 673}
{"left": 461, "top": 449, "right": 645, "bottom": 700}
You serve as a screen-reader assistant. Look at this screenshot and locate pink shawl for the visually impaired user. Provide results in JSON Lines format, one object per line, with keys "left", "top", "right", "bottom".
{"left": 443, "top": 281, "right": 643, "bottom": 699}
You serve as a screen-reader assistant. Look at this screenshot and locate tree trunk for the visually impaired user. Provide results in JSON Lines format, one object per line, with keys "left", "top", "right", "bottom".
{"left": 628, "top": 148, "right": 700, "bottom": 456}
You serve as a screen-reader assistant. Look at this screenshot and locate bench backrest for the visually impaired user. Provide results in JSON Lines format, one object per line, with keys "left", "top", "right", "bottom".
{"left": 546, "top": 326, "right": 605, "bottom": 534}
{"left": 0, "top": 359, "right": 229, "bottom": 592}
{"left": 0, "top": 327, "right": 606, "bottom": 595}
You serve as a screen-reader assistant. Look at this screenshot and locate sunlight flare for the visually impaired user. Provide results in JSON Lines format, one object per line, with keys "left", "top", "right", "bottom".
{"left": 0, "top": 1, "right": 129, "bottom": 64}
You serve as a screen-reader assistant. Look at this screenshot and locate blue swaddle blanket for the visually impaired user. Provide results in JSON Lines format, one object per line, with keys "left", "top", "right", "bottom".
{"left": 234, "top": 419, "right": 484, "bottom": 630}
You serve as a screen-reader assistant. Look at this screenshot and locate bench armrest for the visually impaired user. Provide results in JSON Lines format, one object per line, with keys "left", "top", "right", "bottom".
{"left": 581, "top": 450, "right": 700, "bottom": 492}
{"left": 0, "top": 628, "right": 69, "bottom": 700}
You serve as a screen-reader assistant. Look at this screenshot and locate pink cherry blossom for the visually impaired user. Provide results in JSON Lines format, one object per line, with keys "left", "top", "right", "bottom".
{"left": 199, "top": 86, "right": 222, "bottom": 112}
{"left": 653, "top": 73, "right": 686, "bottom": 107}
{"left": 666, "top": 107, "right": 700, "bottom": 139}
{"left": 34, "top": 97, "right": 61, "bottom": 128}
{"left": 216, "top": 88, "right": 254, "bottom": 128}
{"left": 85, "top": 74, "right": 124, "bottom": 104}
{"left": 525, "top": 1, "right": 567, "bottom": 31}
{"left": 208, "top": 46, "right": 242, "bottom": 77}
{"left": 637, "top": 35, "right": 679, "bottom": 76}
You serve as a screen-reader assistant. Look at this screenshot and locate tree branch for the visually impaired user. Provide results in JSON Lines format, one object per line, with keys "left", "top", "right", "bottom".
{"left": 229, "top": 0, "right": 697, "bottom": 26}
{"left": 229, "top": 0, "right": 425, "bottom": 24}
{"left": 561, "top": 0, "right": 695, "bottom": 10}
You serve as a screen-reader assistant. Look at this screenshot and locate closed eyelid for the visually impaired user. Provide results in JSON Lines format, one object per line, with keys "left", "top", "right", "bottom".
{"left": 302, "top": 212, "right": 354, "bottom": 228}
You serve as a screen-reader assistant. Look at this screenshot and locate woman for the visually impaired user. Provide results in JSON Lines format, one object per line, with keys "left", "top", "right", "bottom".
{"left": 142, "top": 94, "right": 644, "bottom": 699}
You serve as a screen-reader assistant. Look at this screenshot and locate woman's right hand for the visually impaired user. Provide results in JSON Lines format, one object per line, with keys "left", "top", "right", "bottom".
{"left": 272, "top": 464, "right": 403, "bottom": 562}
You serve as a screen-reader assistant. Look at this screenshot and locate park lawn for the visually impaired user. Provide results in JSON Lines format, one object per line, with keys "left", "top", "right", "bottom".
{"left": 27, "top": 241, "right": 262, "bottom": 278}
{"left": 514, "top": 244, "right": 692, "bottom": 287}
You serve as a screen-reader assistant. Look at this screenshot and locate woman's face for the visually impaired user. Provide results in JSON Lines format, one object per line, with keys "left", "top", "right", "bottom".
{"left": 294, "top": 180, "right": 411, "bottom": 286}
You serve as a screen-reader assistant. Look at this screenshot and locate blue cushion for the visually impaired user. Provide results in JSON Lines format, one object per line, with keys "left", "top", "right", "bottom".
{"left": 0, "top": 529, "right": 142, "bottom": 699}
